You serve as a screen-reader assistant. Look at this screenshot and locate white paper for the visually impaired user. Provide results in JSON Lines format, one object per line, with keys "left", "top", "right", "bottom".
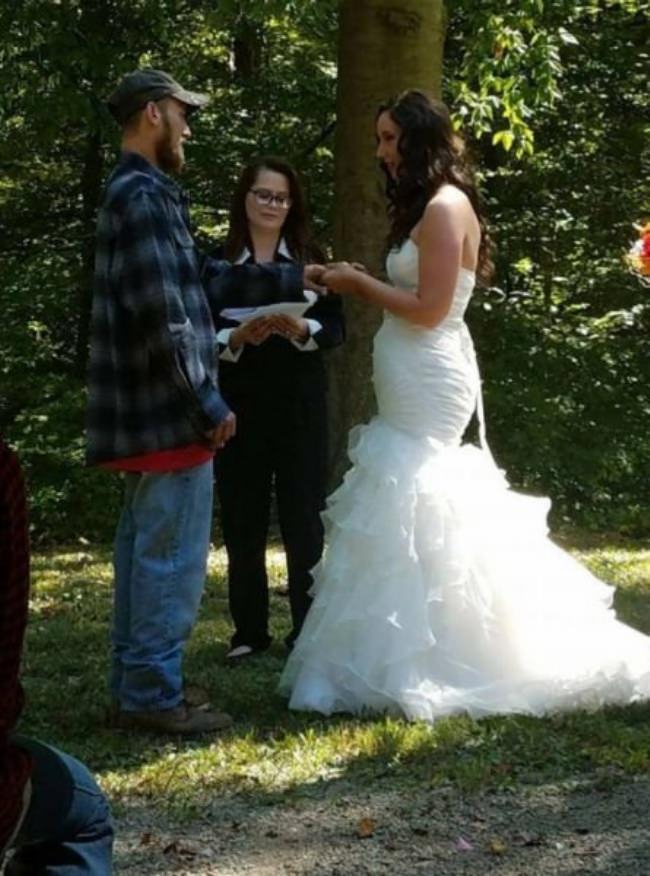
{"left": 221, "top": 290, "right": 317, "bottom": 323}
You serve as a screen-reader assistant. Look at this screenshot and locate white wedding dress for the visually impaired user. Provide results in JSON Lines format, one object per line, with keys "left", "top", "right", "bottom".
{"left": 279, "top": 238, "right": 650, "bottom": 721}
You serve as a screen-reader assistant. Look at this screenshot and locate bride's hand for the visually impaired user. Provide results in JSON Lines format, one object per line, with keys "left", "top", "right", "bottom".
{"left": 321, "top": 262, "right": 366, "bottom": 295}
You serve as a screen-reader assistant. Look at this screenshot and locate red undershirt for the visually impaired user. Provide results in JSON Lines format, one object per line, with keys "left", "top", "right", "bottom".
{"left": 101, "top": 444, "right": 214, "bottom": 473}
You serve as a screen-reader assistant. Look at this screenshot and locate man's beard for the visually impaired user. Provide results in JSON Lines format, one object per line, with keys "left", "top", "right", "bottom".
{"left": 155, "top": 114, "right": 184, "bottom": 174}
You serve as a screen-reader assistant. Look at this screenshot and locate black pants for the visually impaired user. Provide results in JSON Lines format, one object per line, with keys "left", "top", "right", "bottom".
{"left": 216, "top": 383, "right": 328, "bottom": 650}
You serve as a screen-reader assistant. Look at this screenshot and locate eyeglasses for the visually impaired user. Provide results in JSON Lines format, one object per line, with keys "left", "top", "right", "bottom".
{"left": 249, "top": 188, "right": 292, "bottom": 210}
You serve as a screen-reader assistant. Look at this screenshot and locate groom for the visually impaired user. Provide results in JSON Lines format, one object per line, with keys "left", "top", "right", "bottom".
{"left": 88, "top": 69, "right": 322, "bottom": 735}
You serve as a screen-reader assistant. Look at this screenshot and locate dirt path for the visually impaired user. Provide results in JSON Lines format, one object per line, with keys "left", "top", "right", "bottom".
{"left": 115, "top": 774, "right": 650, "bottom": 875}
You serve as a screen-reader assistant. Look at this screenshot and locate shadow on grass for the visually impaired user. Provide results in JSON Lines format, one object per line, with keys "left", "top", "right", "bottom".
{"left": 17, "top": 538, "right": 650, "bottom": 825}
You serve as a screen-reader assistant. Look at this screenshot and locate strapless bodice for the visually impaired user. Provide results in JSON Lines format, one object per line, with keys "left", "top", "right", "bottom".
{"left": 385, "top": 237, "right": 476, "bottom": 329}
{"left": 373, "top": 237, "right": 480, "bottom": 444}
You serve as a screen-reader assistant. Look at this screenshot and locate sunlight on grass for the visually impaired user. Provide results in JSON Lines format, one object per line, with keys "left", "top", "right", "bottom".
{"left": 21, "top": 534, "right": 650, "bottom": 820}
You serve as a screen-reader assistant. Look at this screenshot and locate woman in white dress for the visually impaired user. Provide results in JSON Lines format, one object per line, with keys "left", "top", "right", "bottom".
{"left": 279, "top": 90, "right": 650, "bottom": 722}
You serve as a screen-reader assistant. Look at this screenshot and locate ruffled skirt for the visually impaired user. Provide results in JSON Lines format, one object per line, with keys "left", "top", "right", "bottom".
{"left": 279, "top": 418, "right": 650, "bottom": 721}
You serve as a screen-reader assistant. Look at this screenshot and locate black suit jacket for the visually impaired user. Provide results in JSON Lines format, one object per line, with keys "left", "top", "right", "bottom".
{"left": 209, "top": 246, "right": 345, "bottom": 395}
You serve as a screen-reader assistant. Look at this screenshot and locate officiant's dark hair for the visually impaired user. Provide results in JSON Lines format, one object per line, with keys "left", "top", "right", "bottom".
{"left": 378, "top": 90, "right": 494, "bottom": 283}
{"left": 223, "top": 156, "right": 322, "bottom": 262}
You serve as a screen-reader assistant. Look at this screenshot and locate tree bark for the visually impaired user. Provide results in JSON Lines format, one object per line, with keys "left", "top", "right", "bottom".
{"left": 232, "top": 15, "right": 265, "bottom": 82}
{"left": 328, "top": 0, "right": 446, "bottom": 483}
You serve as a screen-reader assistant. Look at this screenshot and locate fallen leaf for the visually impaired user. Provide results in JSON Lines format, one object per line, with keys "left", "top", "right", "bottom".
{"left": 488, "top": 837, "right": 508, "bottom": 855}
{"left": 357, "top": 817, "right": 376, "bottom": 839}
{"left": 163, "top": 841, "right": 180, "bottom": 856}
{"left": 163, "top": 841, "right": 197, "bottom": 858}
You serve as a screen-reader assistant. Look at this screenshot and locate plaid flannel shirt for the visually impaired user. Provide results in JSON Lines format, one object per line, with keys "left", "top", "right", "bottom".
{"left": 86, "top": 152, "right": 304, "bottom": 465}
{"left": 0, "top": 440, "right": 33, "bottom": 852}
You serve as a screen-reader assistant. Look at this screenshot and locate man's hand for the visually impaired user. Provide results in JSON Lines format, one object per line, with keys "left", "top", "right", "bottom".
{"left": 304, "top": 264, "right": 327, "bottom": 294}
{"left": 229, "top": 317, "right": 274, "bottom": 352}
{"left": 206, "top": 412, "right": 236, "bottom": 450}
{"left": 321, "top": 262, "right": 366, "bottom": 295}
{"left": 270, "top": 314, "right": 310, "bottom": 343}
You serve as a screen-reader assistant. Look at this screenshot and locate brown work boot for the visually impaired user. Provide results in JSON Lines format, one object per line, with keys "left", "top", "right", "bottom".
{"left": 105, "top": 681, "right": 211, "bottom": 727}
{"left": 115, "top": 703, "right": 232, "bottom": 736}
{"left": 183, "top": 683, "right": 211, "bottom": 710}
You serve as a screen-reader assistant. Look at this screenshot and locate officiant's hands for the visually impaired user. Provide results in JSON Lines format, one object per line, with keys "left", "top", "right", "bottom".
{"left": 229, "top": 314, "right": 310, "bottom": 352}
{"left": 229, "top": 317, "right": 275, "bottom": 351}
{"left": 271, "top": 314, "right": 310, "bottom": 343}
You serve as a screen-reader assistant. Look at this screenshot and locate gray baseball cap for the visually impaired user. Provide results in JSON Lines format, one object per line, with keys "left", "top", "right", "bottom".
{"left": 107, "top": 68, "right": 210, "bottom": 124}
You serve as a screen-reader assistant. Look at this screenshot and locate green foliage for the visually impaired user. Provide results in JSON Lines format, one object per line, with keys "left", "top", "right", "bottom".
{"left": 469, "top": 292, "right": 650, "bottom": 533}
{"left": 452, "top": 0, "right": 650, "bottom": 531}
{"left": 8, "top": 382, "right": 122, "bottom": 543}
{"left": 449, "top": 0, "right": 566, "bottom": 156}
{"left": 0, "top": 0, "right": 648, "bottom": 540}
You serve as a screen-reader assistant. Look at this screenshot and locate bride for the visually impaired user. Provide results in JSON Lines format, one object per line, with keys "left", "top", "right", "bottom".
{"left": 278, "top": 89, "right": 650, "bottom": 721}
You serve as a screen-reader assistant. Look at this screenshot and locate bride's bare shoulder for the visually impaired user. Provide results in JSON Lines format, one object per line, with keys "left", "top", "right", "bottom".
{"left": 417, "top": 187, "right": 467, "bottom": 232}
{"left": 429, "top": 184, "right": 470, "bottom": 210}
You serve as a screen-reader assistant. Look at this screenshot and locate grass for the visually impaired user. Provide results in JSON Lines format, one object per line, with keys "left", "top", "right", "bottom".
{"left": 20, "top": 532, "right": 650, "bottom": 823}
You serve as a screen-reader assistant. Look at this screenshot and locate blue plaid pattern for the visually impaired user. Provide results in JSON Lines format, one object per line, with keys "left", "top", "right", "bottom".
{"left": 86, "top": 152, "right": 303, "bottom": 465}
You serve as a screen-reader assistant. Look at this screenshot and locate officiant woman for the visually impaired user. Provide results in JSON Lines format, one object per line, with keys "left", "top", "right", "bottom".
{"left": 210, "top": 157, "right": 345, "bottom": 660}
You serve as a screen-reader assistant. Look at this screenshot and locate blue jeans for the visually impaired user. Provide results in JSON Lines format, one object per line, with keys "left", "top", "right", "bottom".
{"left": 110, "top": 461, "right": 213, "bottom": 711}
{"left": 5, "top": 737, "right": 113, "bottom": 875}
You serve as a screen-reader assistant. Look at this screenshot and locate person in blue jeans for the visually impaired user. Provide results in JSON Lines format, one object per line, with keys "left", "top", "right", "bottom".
{"left": 4, "top": 739, "right": 113, "bottom": 876}
{"left": 0, "top": 438, "right": 113, "bottom": 874}
{"left": 88, "top": 70, "right": 320, "bottom": 735}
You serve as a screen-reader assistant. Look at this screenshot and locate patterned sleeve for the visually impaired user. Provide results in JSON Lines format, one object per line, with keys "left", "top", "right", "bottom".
{"left": 115, "top": 191, "right": 231, "bottom": 429}
{"left": 201, "top": 257, "right": 306, "bottom": 314}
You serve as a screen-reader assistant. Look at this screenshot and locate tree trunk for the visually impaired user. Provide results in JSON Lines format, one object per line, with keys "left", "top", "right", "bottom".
{"left": 328, "top": 0, "right": 447, "bottom": 483}
{"left": 232, "top": 15, "right": 265, "bottom": 82}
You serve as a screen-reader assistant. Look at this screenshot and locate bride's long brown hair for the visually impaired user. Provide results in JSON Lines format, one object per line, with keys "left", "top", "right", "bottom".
{"left": 378, "top": 90, "right": 494, "bottom": 284}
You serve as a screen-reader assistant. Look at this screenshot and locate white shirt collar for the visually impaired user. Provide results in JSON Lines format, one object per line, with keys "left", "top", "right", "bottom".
{"left": 234, "top": 237, "right": 294, "bottom": 265}
{"left": 277, "top": 238, "right": 293, "bottom": 260}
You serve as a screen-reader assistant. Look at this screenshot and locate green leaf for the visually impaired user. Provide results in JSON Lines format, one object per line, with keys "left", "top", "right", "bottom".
{"left": 558, "top": 27, "right": 579, "bottom": 46}
{"left": 492, "top": 129, "right": 515, "bottom": 150}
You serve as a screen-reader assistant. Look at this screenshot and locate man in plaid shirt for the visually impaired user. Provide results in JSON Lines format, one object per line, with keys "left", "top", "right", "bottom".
{"left": 88, "top": 70, "right": 319, "bottom": 735}
{"left": 1, "top": 437, "right": 113, "bottom": 873}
